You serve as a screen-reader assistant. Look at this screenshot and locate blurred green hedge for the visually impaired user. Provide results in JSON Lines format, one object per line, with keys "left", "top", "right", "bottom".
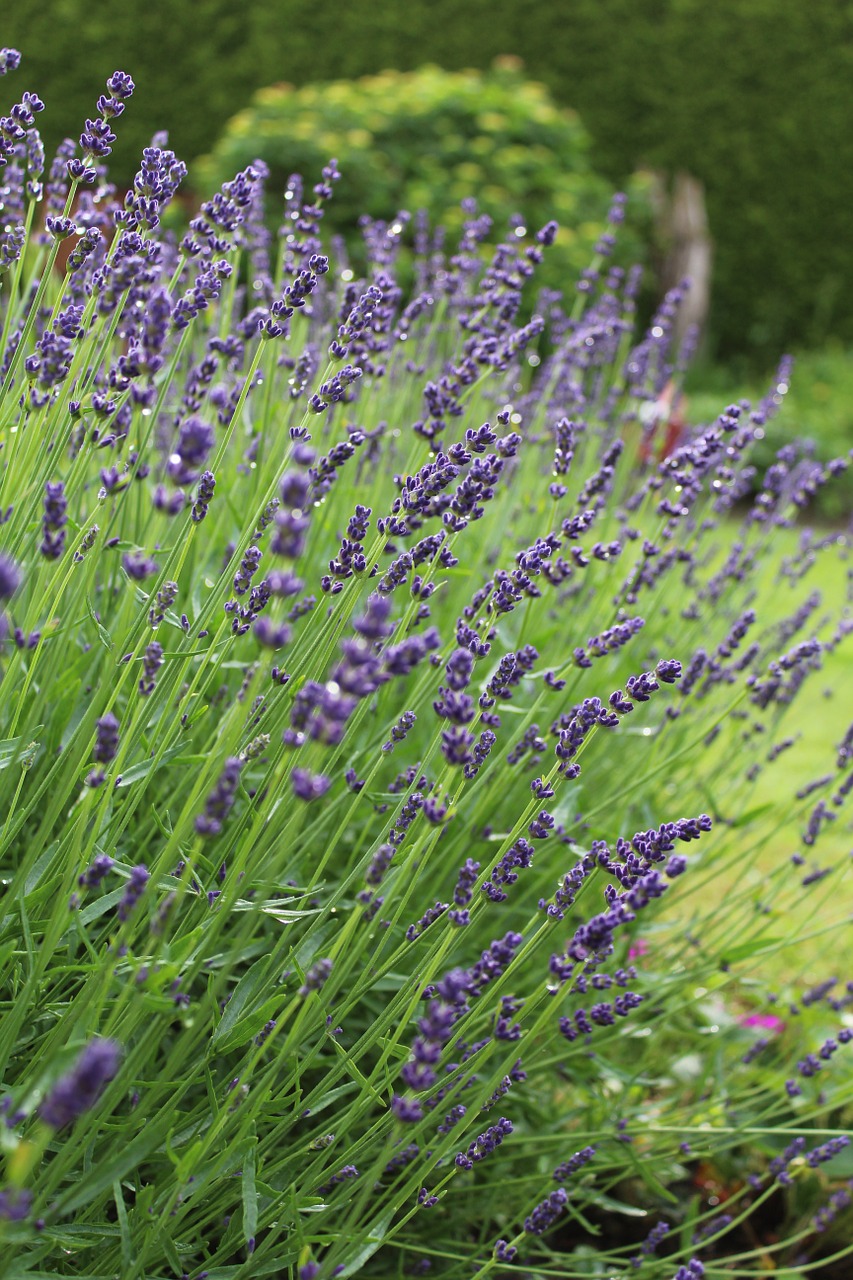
{"left": 195, "top": 62, "right": 650, "bottom": 296}
{"left": 4, "top": 0, "right": 853, "bottom": 363}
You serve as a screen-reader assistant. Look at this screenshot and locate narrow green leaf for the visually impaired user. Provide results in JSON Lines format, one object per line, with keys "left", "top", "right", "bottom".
{"left": 77, "top": 886, "right": 124, "bottom": 927}
{"left": 622, "top": 1142, "right": 678, "bottom": 1204}
{"left": 86, "top": 594, "right": 113, "bottom": 651}
{"left": 584, "top": 1190, "right": 648, "bottom": 1218}
{"left": 211, "top": 955, "right": 270, "bottom": 1047}
{"left": 23, "top": 840, "right": 60, "bottom": 896}
{"left": 160, "top": 1230, "right": 184, "bottom": 1276}
{"left": 3, "top": 1272, "right": 116, "bottom": 1280}
{"left": 729, "top": 801, "right": 776, "bottom": 827}
{"left": 328, "top": 1035, "right": 384, "bottom": 1104}
{"left": 213, "top": 996, "right": 280, "bottom": 1054}
{"left": 115, "top": 745, "right": 205, "bottom": 788}
{"left": 722, "top": 938, "right": 783, "bottom": 964}
{"left": 112, "top": 1180, "right": 132, "bottom": 1272}
{"left": 294, "top": 1082, "right": 357, "bottom": 1119}
{"left": 242, "top": 1131, "right": 258, "bottom": 1249}
{"left": 334, "top": 1209, "right": 394, "bottom": 1276}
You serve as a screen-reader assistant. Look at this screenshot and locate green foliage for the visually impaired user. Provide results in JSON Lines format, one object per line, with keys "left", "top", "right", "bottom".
{"left": 5, "top": 1, "right": 853, "bottom": 360}
{"left": 535, "top": 0, "right": 853, "bottom": 364}
{"left": 195, "top": 61, "right": 650, "bottom": 293}
{"left": 0, "top": 1, "right": 263, "bottom": 180}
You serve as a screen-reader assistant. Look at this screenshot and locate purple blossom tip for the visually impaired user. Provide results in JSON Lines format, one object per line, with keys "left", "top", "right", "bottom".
{"left": 118, "top": 864, "right": 150, "bottom": 921}
{"left": 0, "top": 555, "right": 21, "bottom": 600}
{"left": 0, "top": 1186, "right": 32, "bottom": 1221}
{"left": 0, "top": 49, "right": 22, "bottom": 77}
{"left": 39, "top": 1038, "right": 121, "bottom": 1129}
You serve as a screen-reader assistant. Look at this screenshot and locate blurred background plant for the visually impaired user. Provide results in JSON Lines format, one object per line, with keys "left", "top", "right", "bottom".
{"left": 194, "top": 61, "right": 653, "bottom": 297}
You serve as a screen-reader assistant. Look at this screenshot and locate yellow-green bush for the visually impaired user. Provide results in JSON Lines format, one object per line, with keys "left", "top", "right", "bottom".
{"left": 195, "top": 61, "right": 651, "bottom": 293}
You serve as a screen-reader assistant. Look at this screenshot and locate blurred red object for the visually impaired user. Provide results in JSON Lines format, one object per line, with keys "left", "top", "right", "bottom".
{"left": 637, "top": 379, "right": 687, "bottom": 464}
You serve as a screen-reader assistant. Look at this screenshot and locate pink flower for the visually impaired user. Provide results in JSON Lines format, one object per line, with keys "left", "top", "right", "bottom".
{"left": 739, "top": 1013, "right": 785, "bottom": 1033}
{"left": 628, "top": 939, "right": 650, "bottom": 960}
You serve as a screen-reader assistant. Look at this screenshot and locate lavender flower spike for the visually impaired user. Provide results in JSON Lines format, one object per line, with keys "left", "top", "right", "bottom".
{"left": 524, "top": 1187, "right": 568, "bottom": 1235}
{"left": 94, "top": 712, "right": 120, "bottom": 761}
{"left": 138, "top": 641, "right": 163, "bottom": 696}
{"left": 299, "top": 957, "right": 333, "bottom": 997}
{"left": 41, "top": 481, "right": 67, "bottom": 560}
{"left": 192, "top": 469, "right": 215, "bottom": 523}
{"left": 86, "top": 711, "right": 120, "bottom": 787}
{"left": 0, "top": 555, "right": 21, "bottom": 599}
{"left": 0, "top": 49, "right": 22, "bottom": 77}
{"left": 0, "top": 1187, "right": 32, "bottom": 1221}
{"left": 195, "top": 757, "right": 243, "bottom": 836}
{"left": 39, "top": 1038, "right": 121, "bottom": 1129}
{"left": 118, "top": 864, "right": 150, "bottom": 921}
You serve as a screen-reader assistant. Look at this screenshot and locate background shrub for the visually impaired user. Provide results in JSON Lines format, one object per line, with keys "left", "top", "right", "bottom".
{"left": 194, "top": 61, "right": 651, "bottom": 296}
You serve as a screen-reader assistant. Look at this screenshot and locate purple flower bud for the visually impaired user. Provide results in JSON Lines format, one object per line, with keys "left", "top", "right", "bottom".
{"left": 77, "top": 854, "right": 113, "bottom": 891}
{"left": 45, "top": 215, "right": 77, "bottom": 240}
{"left": 253, "top": 616, "right": 291, "bottom": 649}
{"left": 195, "top": 758, "right": 242, "bottom": 837}
{"left": 139, "top": 641, "right": 163, "bottom": 696}
{"left": 299, "top": 957, "right": 332, "bottom": 997}
{"left": 391, "top": 1093, "right": 424, "bottom": 1123}
{"left": 41, "top": 481, "right": 67, "bottom": 560}
{"left": 105, "top": 71, "right": 134, "bottom": 100}
{"left": 152, "top": 486, "right": 186, "bottom": 516}
{"left": 524, "top": 1187, "right": 568, "bottom": 1235}
{"left": 118, "top": 864, "right": 149, "bottom": 921}
{"left": 93, "top": 711, "right": 119, "bottom": 764}
{"left": 0, "top": 1187, "right": 32, "bottom": 1221}
{"left": 0, "top": 49, "right": 22, "bottom": 77}
{"left": 233, "top": 545, "right": 262, "bottom": 595}
{"left": 39, "top": 1038, "right": 121, "bottom": 1129}
{"left": 292, "top": 766, "right": 331, "bottom": 801}
{"left": 168, "top": 417, "right": 215, "bottom": 484}
{"left": 0, "top": 554, "right": 21, "bottom": 599}
{"left": 123, "top": 552, "right": 159, "bottom": 581}
{"left": 192, "top": 470, "right": 216, "bottom": 522}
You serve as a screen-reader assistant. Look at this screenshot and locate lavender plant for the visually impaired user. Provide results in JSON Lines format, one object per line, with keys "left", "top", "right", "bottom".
{"left": 0, "top": 48, "right": 852, "bottom": 1280}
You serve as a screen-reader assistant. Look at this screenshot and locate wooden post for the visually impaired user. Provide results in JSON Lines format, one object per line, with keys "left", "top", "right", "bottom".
{"left": 661, "top": 171, "right": 713, "bottom": 356}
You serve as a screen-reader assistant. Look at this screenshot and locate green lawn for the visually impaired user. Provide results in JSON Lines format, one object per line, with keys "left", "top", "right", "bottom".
{"left": 659, "top": 520, "right": 853, "bottom": 987}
